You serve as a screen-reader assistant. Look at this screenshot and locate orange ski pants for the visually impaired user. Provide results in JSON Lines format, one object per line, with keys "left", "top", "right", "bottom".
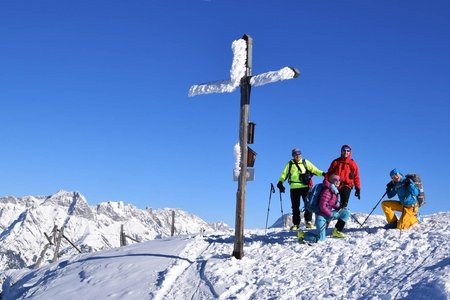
{"left": 381, "top": 200, "right": 419, "bottom": 230}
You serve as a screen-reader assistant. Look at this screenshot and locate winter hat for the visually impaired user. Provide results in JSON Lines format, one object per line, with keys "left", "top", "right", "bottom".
{"left": 390, "top": 168, "right": 402, "bottom": 177}
{"left": 341, "top": 144, "right": 352, "bottom": 152}
{"left": 291, "top": 148, "right": 301, "bottom": 156}
{"left": 328, "top": 174, "right": 341, "bottom": 184}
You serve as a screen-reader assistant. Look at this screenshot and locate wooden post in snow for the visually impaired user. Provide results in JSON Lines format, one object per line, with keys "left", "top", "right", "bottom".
{"left": 120, "top": 224, "right": 127, "bottom": 247}
{"left": 233, "top": 35, "right": 252, "bottom": 259}
{"left": 171, "top": 210, "right": 175, "bottom": 236}
{"left": 52, "top": 226, "right": 64, "bottom": 262}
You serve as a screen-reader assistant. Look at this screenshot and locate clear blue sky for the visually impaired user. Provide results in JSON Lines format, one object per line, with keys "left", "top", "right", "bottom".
{"left": 1, "top": 1, "right": 449, "bottom": 228}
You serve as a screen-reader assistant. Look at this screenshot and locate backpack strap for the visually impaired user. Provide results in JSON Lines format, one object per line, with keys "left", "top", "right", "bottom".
{"left": 287, "top": 160, "right": 293, "bottom": 184}
{"left": 288, "top": 160, "right": 302, "bottom": 184}
{"left": 288, "top": 159, "right": 310, "bottom": 184}
{"left": 302, "top": 159, "right": 311, "bottom": 174}
{"left": 293, "top": 159, "right": 308, "bottom": 174}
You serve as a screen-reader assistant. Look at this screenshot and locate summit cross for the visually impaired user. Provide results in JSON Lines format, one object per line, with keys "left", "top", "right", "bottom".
{"left": 189, "top": 34, "right": 300, "bottom": 259}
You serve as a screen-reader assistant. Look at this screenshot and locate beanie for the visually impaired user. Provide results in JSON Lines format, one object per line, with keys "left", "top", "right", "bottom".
{"left": 328, "top": 174, "right": 341, "bottom": 184}
{"left": 390, "top": 168, "right": 401, "bottom": 177}
{"left": 291, "top": 148, "right": 301, "bottom": 156}
{"left": 341, "top": 144, "right": 352, "bottom": 152}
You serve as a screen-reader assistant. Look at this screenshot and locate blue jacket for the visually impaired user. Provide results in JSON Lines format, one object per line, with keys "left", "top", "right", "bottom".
{"left": 387, "top": 176, "right": 419, "bottom": 206}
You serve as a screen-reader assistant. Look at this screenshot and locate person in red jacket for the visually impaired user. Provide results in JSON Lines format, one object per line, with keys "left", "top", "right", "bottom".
{"left": 325, "top": 144, "right": 361, "bottom": 209}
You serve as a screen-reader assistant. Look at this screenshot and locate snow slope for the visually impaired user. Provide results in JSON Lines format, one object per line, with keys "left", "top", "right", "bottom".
{"left": 0, "top": 190, "right": 228, "bottom": 285}
{"left": 2, "top": 212, "right": 449, "bottom": 299}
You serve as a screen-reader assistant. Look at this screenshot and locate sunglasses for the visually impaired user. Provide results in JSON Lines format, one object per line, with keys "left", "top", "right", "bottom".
{"left": 342, "top": 149, "right": 351, "bottom": 152}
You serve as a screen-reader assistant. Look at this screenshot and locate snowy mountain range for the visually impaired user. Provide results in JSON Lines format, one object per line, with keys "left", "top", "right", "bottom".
{"left": 0, "top": 190, "right": 229, "bottom": 289}
{"left": 1, "top": 211, "right": 449, "bottom": 299}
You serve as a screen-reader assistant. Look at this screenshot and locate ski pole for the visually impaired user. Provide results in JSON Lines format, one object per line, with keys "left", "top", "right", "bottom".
{"left": 351, "top": 214, "right": 363, "bottom": 226}
{"left": 359, "top": 190, "right": 388, "bottom": 228}
{"left": 351, "top": 213, "right": 370, "bottom": 234}
{"left": 265, "top": 183, "right": 276, "bottom": 234}
{"left": 279, "top": 190, "right": 284, "bottom": 228}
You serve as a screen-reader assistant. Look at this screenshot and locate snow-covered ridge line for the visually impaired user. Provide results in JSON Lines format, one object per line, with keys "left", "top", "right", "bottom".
{"left": 0, "top": 190, "right": 229, "bottom": 279}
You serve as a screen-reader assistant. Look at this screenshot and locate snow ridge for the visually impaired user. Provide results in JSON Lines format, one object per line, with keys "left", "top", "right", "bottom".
{"left": 0, "top": 190, "right": 229, "bottom": 283}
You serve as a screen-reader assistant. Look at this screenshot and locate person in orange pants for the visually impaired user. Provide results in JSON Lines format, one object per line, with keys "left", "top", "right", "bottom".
{"left": 382, "top": 168, "right": 419, "bottom": 229}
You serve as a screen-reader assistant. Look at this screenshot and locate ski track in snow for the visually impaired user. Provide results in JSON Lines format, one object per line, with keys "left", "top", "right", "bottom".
{"left": 152, "top": 236, "right": 214, "bottom": 300}
{"left": 152, "top": 214, "right": 450, "bottom": 299}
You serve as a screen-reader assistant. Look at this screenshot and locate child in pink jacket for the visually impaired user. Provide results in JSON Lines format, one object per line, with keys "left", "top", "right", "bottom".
{"left": 299, "top": 174, "right": 351, "bottom": 243}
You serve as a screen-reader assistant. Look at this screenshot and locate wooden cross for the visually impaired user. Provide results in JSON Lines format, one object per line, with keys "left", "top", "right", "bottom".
{"left": 189, "top": 34, "right": 299, "bottom": 259}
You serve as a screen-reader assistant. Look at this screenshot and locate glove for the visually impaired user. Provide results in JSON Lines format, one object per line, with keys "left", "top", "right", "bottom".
{"left": 404, "top": 179, "right": 411, "bottom": 187}
{"left": 277, "top": 181, "right": 285, "bottom": 193}
{"left": 355, "top": 188, "right": 360, "bottom": 200}
{"left": 386, "top": 181, "right": 394, "bottom": 191}
{"left": 322, "top": 171, "right": 327, "bottom": 177}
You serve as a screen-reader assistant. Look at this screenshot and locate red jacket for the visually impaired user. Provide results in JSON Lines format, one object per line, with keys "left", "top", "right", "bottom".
{"left": 325, "top": 156, "right": 360, "bottom": 190}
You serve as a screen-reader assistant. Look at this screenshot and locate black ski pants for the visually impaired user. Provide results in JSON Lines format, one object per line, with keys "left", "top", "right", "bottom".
{"left": 339, "top": 186, "right": 352, "bottom": 209}
{"left": 290, "top": 187, "right": 312, "bottom": 226}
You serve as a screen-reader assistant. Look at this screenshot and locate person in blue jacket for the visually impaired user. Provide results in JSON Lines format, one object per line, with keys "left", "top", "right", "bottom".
{"left": 382, "top": 168, "right": 420, "bottom": 229}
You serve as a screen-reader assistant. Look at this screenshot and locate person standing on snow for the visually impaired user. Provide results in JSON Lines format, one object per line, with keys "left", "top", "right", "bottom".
{"left": 325, "top": 144, "right": 361, "bottom": 210}
{"left": 298, "top": 174, "right": 351, "bottom": 242}
{"left": 382, "top": 168, "right": 420, "bottom": 230}
{"left": 277, "top": 148, "right": 326, "bottom": 230}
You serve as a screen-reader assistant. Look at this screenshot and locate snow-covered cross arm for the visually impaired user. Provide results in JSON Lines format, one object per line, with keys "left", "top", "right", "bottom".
{"left": 250, "top": 66, "right": 299, "bottom": 87}
{"left": 188, "top": 38, "right": 300, "bottom": 97}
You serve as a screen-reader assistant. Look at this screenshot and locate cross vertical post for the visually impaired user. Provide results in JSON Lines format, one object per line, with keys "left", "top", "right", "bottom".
{"left": 232, "top": 35, "right": 252, "bottom": 259}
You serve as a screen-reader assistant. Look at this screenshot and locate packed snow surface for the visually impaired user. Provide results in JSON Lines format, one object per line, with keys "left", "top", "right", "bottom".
{"left": 2, "top": 212, "right": 450, "bottom": 299}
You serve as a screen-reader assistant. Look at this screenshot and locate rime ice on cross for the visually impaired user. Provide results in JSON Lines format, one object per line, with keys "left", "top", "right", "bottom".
{"left": 188, "top": 38, "right": 299, "bottom": 97}
{"left": 189, "top": 34, "right": 299, "bottom": 259}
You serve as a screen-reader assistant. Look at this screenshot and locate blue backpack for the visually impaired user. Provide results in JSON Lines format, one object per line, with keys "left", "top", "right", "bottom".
{"left": 305, "top": 183, "right": 323, "bottom": 213}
